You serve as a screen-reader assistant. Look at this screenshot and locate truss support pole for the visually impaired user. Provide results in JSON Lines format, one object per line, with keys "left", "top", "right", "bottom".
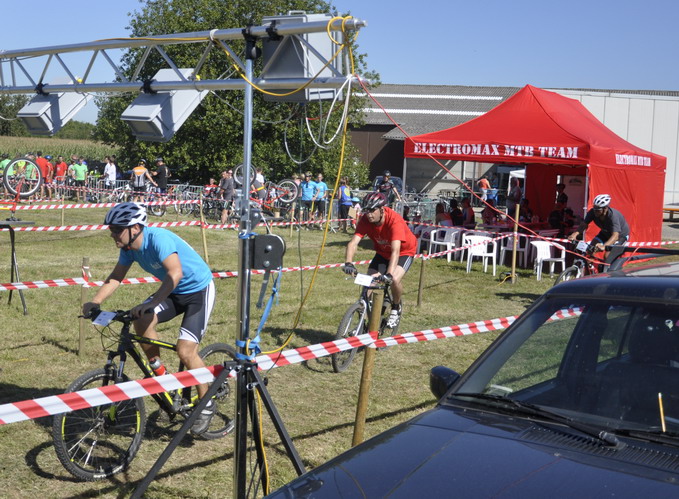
{"left": 233, "top": 31, "right": 256, "bottom": 499}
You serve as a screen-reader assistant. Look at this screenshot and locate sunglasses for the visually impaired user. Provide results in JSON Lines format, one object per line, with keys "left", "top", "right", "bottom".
{"left": 109, "top": 225, "right": 127, "bottom": 235}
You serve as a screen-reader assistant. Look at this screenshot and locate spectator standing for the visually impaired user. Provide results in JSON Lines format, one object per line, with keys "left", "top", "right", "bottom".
{"left": 44, "top": 155, "right": 54, "bottom": 200}
{"left": 556, "top": 183, "right": 568, "bottom": 206}
{"left": 103, "top": 156, "right": 117, "bottom": 189}
{"left": 153, "top": 157, "right": 170, "bottom": 194}
{"left": 337, "top": 176, "right": 353, "bottom": 232}
{"left": 130, "top": 159, "right": 156, "bottom": 202}
{"left": 506, "top": 177, "right": 522, "bottom": 218}
{"left": 54, "top": 156, "right": 68, "bottom": 192}
{"left": 477, "top": 175, "right": 491, "bottom": 202}
{"left": 35, "top": 151, "right": 50, "bottom": 200}
{"left": 300, "top": 172, "right": 316, "bottom": 222}
{"left": 219, "top": 169, "right": 235, "bottom": 224}
{"left": 71, "top": 157, "right": 89, "bottom": 202}
{"left": 314, "top": 173, "right": 329, "bottom": 221}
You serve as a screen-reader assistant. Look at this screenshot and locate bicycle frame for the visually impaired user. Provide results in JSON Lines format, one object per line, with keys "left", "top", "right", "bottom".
{"left": 103, "top": 318, "right": 192, "bottom": 417}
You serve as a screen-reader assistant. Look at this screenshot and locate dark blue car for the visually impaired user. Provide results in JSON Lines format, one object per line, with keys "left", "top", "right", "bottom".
{"left": 270, "top": 262, "right": 679, "bottom": 497}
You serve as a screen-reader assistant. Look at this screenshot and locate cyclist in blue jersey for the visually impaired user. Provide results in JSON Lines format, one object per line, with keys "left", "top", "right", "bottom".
{"left": 82, "top": 202, "right": 217, "bottom": 435}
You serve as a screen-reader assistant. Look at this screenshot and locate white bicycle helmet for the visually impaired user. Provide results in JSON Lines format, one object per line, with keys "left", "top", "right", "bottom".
{"left": 104, "top": 202, "right": 148, "bottom": 227}
{"left": 593, "top": 194, "right": 611, "bottom": 209}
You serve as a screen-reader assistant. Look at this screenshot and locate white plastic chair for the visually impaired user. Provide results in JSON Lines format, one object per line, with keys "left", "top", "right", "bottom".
{"left": 530, "top": 240, "right": 566, "bottom": 280}
{"left": 429, "top": 228, "right": 462, "bottom": 262}
{"left": 499, "top": 233, "right": 529, "bottom": 268}
{"left": 465, "top": 235, "right": 497, "bottom": 276}
{"left": 415, "top": 225, "right": 433, "bottom": 254}
{"left": 458, "top": 230, "right": 491, "bottom": 261}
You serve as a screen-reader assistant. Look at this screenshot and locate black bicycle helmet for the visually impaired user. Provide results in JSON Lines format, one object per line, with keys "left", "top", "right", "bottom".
{"left": 383, "top": 170, "right": 391, "bottom": 176}
{"left": 361, "top": 192, "right": 387, "bottom": 211}
{"left": 104, "top": 202, "right": 148, "bottom": 227}
{"left": 155, "top": 157, "right": 164, "bottom": 163}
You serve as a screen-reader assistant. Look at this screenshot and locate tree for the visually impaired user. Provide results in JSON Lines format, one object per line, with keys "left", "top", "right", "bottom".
{"left": 54, "top": 120, "right": 96, "bottom": 140}
{"left": 93, "top": 0, "right": 375, "bottom": 187}
{"left": 0, "top": 95, "right": 29, "bottom": 137}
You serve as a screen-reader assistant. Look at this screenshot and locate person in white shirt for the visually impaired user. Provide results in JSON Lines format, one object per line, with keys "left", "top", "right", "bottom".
{"left": 103, "top": 156, "right": 117, "bottom": 189}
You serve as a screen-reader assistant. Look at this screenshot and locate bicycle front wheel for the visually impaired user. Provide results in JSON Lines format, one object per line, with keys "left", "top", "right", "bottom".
{"left": 149, "top": 199, "right": 166, "bottom": 217}
{"left": 197, "top": 342, "right": 237, "bottom": 440}
{"left": 332, "top": 302, "right": 366, "bottom": 373}
{"left": 3, "top": 158, "right": 42, "bottom": 198}
{"left": 277, "top": 179, "right": 298, "bottom": 204}
{"left": 555, "top": 266, "right": 580, "bottom": 285}
{"left": 51, "top": 368, "right": 146, "bottom": 481}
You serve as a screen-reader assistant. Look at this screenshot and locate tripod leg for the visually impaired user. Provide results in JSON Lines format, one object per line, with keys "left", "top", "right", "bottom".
{"left": 247, "top": 380, "right": 269, "bottom": 493}
{"left": 131, "top": 364, "right": 234, "bottom": 499}
{"left": 250, "top": 368, "right": 306, "bottom": 475}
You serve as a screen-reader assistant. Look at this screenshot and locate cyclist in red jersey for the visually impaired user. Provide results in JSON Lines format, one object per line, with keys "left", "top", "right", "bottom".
{"left": 343, "top": 192, "right": 417, "bottom": 328}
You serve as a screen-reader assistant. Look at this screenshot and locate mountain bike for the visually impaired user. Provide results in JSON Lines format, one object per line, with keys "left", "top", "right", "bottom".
{"left": 3, "top": 157, "right": 42, "bottom": 198}
{"left": 332, "top": 268, "right": 399, "bottom": 373}
{"left": 51, "top": 308, "right": 236, "bottom": 481}
{"left": 555, "top": 239, "right": 628, "bottom": 284}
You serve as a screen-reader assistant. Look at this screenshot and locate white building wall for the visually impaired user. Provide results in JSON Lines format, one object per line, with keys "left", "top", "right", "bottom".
{"left": 555, "top": 90, "right": 679, "bottom": 205}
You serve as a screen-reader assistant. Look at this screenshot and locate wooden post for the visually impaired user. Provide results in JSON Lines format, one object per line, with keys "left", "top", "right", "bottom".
{"left": 61, "top": 191, "right": 66, "bottom": 226}
{"left": 417, "top": 252, "right": 427, "bottom": 307}
{"left": 352, "top": 289, "right": 384, "bottom": 446}
{"left": 511, "top": 202, "right": 520, "bottom": 284}
{"left": 199, "top": 195, "right": 210, "bottom": 265}
{"left": 79, "top": 257, "right": 90, "bottom": 356}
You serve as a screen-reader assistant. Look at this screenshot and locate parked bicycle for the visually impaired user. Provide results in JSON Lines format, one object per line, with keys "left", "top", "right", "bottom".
{"left": 3, "top": 157, "right": 42, "bottom": 198}
{"left": 332, "top": 268, "right": 399, "bottom": 373}
{"left": 51, "top": 308, "right": 236, "bottom": 481}
{"left": 145, "top": 184, "right": 167, "bottom": 217}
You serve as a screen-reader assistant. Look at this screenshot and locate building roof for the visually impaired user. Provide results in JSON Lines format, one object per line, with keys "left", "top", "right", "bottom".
{"left": 358, "top": 83, "right": 679, "bottom": 141}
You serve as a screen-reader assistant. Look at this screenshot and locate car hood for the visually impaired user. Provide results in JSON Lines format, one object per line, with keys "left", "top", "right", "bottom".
{"left": 268, "top": 405, "right": 679, "bottom": 498}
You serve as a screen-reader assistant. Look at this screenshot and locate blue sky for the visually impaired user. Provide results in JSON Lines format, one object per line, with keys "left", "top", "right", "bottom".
{"left": 2, "top": 0, "right": 677, "bottom": 123}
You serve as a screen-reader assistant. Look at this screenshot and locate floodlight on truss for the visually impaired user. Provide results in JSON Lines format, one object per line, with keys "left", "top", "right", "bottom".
{"left": 120, "top": 68, "right": 208, "bottom": 142}
{"left": 17, "top": 78, "right": 91, "bottom": 135}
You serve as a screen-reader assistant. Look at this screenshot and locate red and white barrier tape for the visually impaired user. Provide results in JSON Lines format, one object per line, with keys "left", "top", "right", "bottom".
{"left": 0, "top": 307, "right": 583, "bottom": 425}
{"left": 0, "top": 365, "right": 223, "bottom": 424}
{"left": 13, "top": 199, "right": 199, "bottom": 211}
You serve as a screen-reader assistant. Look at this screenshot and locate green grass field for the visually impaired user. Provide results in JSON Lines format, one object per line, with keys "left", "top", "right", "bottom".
{"left": 0, "top": 207, "right": 587, "bottom": 497}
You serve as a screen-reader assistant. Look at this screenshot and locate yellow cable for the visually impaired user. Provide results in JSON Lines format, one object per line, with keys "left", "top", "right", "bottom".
{"left": 261, "top": 53, "right": 355, "bottom": 356}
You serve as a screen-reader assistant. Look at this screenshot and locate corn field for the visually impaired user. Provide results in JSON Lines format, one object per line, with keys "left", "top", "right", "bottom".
{"left": 0, "top": 135, "right": 118, "bottom": 161}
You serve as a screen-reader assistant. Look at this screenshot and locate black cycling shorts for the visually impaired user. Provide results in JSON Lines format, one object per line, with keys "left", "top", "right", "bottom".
{"left": 148, "top": 280, "right": 215, "bottom": 343}
{"left": 368, "top": 254, "right": 413, "bottom": 275}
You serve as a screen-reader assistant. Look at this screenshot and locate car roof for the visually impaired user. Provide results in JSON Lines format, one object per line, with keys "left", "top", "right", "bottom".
{"left": 548, "top": 260, "right": 679, "bottom": 301}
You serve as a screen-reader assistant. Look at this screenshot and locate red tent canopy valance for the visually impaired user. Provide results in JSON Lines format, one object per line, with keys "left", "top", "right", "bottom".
{"left": 404, "top": 85, "right": 666, "bottom": 243}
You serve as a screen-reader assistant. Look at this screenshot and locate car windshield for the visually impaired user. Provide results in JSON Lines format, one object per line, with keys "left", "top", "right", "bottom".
{"left": 451, "top": 296, "right": 679, "bottom": 434}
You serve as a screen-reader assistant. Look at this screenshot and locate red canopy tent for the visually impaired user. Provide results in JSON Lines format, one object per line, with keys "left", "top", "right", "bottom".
{"left": 404, "top": 85, "right": 666, "bottom": 243}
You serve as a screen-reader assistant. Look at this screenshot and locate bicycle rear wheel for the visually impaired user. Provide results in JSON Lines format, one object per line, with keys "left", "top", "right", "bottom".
{"left": 52, "top": 368, "right": 146, "bottom": 481}
{"left": 196, "top": 342, "right": 237, "bottom": 440}
{"left": 332, "top": 302, "right": 366, "bottom": 373}
{"left": 276, "top": 179, "right": 298, "bottom": 204}
{"left": 555, "top": 266, "right": 580, "bottom": 285}
{"left": 3, "top": 158, "right": 42, "bottom": 198}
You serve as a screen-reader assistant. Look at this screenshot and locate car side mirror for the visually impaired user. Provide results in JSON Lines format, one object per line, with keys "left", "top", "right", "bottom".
{"left": 430, "top": 366, "right": 460, "bottom": 399}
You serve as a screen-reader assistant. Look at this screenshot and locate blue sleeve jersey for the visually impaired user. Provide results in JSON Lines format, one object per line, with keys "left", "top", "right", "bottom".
{"left": 118, "top": 226, "right": 213, "bottom": 294}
